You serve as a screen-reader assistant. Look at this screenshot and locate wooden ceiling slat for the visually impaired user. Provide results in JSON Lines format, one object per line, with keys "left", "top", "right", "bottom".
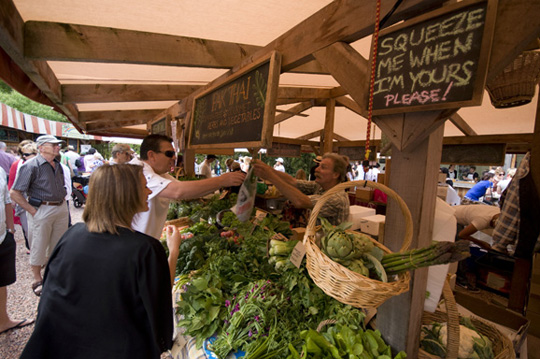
{"left": 62, "top": 84, "right": 334, "bottom": 103}
{"left": 79, "top": 109, "right": 162, "bottom": 126}
{"left": 62, "top": 84, "right": 201, "bottom": 103}
{"left": 24, "top": 21, "right": 327, "bottom": 74}
{"left": 443, "top": 133, "right": 534, "bottom": 145}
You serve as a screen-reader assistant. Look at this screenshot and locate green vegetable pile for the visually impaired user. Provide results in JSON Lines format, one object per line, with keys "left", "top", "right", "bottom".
{"left": 289, "top": 325, "right": 406, "bottom": 359}
{"left": 381, "top": 241, "right": 471, "bottom": 276}
{"left": 171, "top": 202, "right": 406, "bottom": 359}
{"left": 169, "top": 197, "right": 412, "bottom": 359}
{"left": 167, "top": 193, "right": 238, "bottom": 222}
{"left": 420, "top": 317, "right": 494, "bottom": 358}
{"left": 319, "top": 218, "right": 471, "bottom": 281}
{"left": 319, "top": 218, "right": 387, "bottom": 282}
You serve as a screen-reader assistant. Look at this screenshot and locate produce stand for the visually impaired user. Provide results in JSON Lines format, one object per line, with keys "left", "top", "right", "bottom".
{"left": 164, "top": 193, "right": 486, "bottom": 359}
{"left": 1, "top": 0, "right": 538, "bottom": 356}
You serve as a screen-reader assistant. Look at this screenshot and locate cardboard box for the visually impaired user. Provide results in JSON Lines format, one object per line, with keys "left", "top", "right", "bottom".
{"left": 359, "top": 214, "right": 385, "bottom": 236}
{"left": 355, "top": 187, "right": 374, "bottom": 202}
{"left": 455, "top": 291, "right": 529, "bottom": 354}
{"left": 347, "top": 206, "right": 377, "bottom": 230}
{"left": 437, "top": 185, "right": 447, "bottom": 201}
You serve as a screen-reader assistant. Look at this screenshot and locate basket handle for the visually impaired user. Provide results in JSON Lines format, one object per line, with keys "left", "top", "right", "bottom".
{"left": 441, "top": 279, "right": 460, "bottom": 359}
{"left": 304, "top": 180, "right": 412, "bottom": 253}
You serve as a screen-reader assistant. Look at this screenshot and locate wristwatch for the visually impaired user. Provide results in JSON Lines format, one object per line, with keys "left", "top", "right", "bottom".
{"left": 7, "top": 228, "right": 15, "bottom": 233}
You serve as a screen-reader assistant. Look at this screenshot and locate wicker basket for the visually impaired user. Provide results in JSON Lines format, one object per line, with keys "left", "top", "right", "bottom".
{"left": 303, "top": 180, "right": 413, "bottom": 308}
{"left": 486, "top": 51, "right": 540, "bottom": 108}
{"left": 419, "top": 280, "right": 515, "bottom": 359}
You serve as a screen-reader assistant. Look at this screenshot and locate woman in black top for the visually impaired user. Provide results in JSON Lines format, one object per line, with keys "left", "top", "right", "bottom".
{"left": 21, "top": 164, "right": 182, "bottom": 359}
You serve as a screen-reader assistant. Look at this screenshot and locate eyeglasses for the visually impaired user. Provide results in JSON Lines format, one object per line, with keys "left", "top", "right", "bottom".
{"left": 22, "top": 153, "right": 35, "bottom": 157}
{"left": 156, "top": 150, "right": 176, "bottom": 158}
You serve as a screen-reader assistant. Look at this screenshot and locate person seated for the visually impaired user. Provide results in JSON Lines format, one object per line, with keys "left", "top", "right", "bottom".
{"left": 252, "top": 153, "right": 349, "bottom": 226}
{"left": 461, "top": 166, "right": 479, "bottom": 182}
{"left": 20, "top": 164, "right": 182, "bottom": 358}
{"left": 463, "top": 173, "right": 495, "bottom": 204}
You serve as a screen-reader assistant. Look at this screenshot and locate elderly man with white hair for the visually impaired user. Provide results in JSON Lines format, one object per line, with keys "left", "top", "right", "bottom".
{"left": 10, "top": 135, "right": 69, "bottom": 297}
{"left": 110, "top": 143, "right": 134, "bottom": 165}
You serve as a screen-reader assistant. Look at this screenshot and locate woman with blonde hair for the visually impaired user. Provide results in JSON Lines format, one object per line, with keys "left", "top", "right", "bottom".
{"left": 21, "top": 164, "right": 182, "bottom": 359}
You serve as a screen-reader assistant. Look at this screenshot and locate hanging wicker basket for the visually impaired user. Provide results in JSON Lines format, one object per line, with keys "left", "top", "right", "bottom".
{"left": 303, "top": 180, "right": 413, "bottom": 308}
{"left": 486, "top": 51, "right": 540, "bottom": 108}
{"left": 419, "top": 280, "right": 515, "bottom": 359}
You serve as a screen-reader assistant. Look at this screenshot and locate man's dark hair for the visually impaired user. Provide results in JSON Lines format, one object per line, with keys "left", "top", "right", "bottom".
{"left": 140, "top": 134, "right": 173, "bottom": 160}
{"left": 88, "top": 148, "right": 96, "bottom": 154}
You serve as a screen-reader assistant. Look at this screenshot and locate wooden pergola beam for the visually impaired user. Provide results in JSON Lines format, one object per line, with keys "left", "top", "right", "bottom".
{"left": 86, "top": 128, "right": 148, "bottom": 138}
{"left": 274, "top": 101, "right": 313, "bottom": 124}
{"left": 79, "top": 109, "right": 162, "bottom": 127}
{"left": 297, "top": 129, "right": 323, "bottom": 140}
{"left": 24, "top": 21, "right": 326, "bottom": 74}
{"left": 62, "top": 84, "right": 335, "bottom": 104}
{"left": 449, "top": 113, "right": 478, "bottom": 136}
{"left": 257, "top": 0, "right": 446, "bottom": 72}
{"left": 272, "top": 136, "right": 317, "bottom": 147}
{"left": 333, "top": 133, "right": 350, "bottom": 142}
{"left": 62, "top": 84, "right": 203, "bottom": 103}
{"left": 443, "top": 133, "right": 533, "bottom": 145}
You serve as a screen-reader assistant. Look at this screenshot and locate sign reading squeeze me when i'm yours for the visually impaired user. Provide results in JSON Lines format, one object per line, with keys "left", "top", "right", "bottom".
{"left": 371, "top": 0, "right": 497, "bottom": 115}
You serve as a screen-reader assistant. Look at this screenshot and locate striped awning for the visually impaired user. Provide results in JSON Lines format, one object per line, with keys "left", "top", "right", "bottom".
{"left": 1, "top": 102, "right": 102, "bottom": 140}
{"left": 1, "top": 102, "right": 25, "bottom": 130}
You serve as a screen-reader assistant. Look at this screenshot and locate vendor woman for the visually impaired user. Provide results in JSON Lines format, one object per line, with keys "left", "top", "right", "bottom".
{"left": 252, "top": 153, "right": 349, "bottom": 226}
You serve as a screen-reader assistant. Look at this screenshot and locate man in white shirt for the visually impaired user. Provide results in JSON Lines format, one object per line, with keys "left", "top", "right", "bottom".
{"left": 130, "top": 135, "right": 245, "bottom": 239}
{"left": 199, "top": 154, "right": 216, "bottom": 178}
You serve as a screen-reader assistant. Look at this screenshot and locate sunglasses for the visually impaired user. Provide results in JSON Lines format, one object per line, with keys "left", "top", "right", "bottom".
{"left": 156, "top": 150, "right": 176, "bottom": 158}
{"left": 22, "top": 153, "right": 35, "bottom": 157}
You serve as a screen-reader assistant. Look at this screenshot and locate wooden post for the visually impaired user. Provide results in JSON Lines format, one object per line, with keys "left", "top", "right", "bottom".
{"left": 184, "top": 149, "right": 195, "bottom": 177}
{"left": 323, "top": 98, "right": 336, "bottom": 154}
{"left": 377, "top": 122, "right": 444, "bottom": 357}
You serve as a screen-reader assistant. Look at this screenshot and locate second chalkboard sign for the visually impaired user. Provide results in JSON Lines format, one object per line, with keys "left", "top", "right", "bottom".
{"left": 371, "top": 0, "right": 497, "bottom": 115}
{"left": 189, "top": 52, "right": 281, "bottom": 149}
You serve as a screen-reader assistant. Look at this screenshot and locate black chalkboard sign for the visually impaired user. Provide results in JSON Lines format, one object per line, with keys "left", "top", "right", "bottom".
{"left": 371, "top": 0, "right": 497, "bottom": 115}
{"left": 151, "top": 116, "right": 167, "bottom": 135}
{"left": 441, "top": 143, "right": 506, "bottom": 165}
{"left": 188, "top": 52, "right": 281, "bottom": 149}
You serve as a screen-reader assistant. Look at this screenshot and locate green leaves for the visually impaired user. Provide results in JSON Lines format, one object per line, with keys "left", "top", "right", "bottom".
{"left": 252, "top": 70, "right": 267, "bottom": 109}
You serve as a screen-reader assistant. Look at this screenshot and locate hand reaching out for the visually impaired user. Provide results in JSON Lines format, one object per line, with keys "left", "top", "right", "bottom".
{"left": 165, "top": 225, "right": 182, "bottom": 254}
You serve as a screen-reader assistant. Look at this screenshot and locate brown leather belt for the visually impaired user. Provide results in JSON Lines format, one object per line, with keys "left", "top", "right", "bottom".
{"left": 41, "top": 200, "right": 64, "bottom": 206}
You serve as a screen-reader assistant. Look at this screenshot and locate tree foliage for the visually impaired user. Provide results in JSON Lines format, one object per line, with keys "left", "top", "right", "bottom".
{"left": 0, "top": 80, "right": 68, "bottom": 123}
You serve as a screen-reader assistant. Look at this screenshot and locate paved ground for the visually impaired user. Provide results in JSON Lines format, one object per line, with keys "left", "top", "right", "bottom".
{"left": 0, "top": 202, "right": 84, "bottom": 359}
